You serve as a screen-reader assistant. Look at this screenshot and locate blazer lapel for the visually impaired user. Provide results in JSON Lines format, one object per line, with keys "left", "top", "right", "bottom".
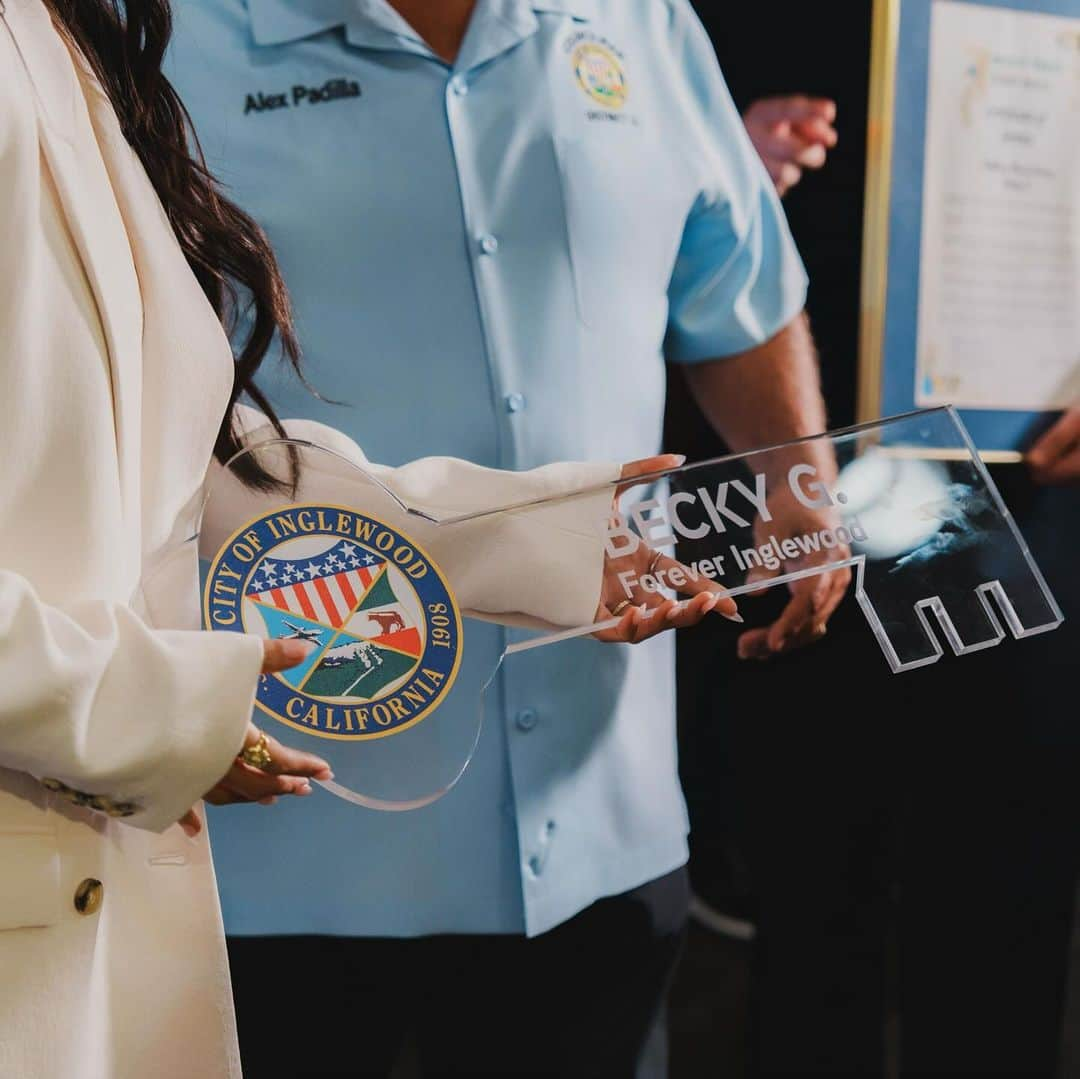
{"left": 2, "top": 0, "right": 143, "bottom": 529}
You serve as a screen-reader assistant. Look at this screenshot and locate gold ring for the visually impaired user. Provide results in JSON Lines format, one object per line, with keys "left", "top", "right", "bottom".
{"left": 647, "top": 550, "right": 663, "bottom": 574}
{"left": 611, "top": 599, "right": 633, "bottom": 616}
{"left": 240, "top": 730, "right": 273, "bottom": 770}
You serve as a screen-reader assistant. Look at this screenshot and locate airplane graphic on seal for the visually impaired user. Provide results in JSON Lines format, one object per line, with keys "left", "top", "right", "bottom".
{"left": 281, "top": 619, "right": 324, "bottom": 645}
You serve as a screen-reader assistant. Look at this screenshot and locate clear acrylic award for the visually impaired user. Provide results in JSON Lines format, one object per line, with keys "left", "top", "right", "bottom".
{"left": 198, "top": 407, "right": 1063, "bottom": 810}
{"left": 197, "top": 436, "right": 495, "bottom": 811}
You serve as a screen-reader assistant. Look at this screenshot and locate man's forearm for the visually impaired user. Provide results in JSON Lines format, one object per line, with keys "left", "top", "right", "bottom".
{"left": 679, "top": 313, "right": 832, "bottom": 482}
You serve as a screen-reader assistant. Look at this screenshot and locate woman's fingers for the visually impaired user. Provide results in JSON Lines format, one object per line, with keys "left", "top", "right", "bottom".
{"left": 202, "top": 783, "right": 278, "bottom": 807}
{"left": 615, "top": 454, "right": 685, "bottom": 497}
{"left": 597, "top": 543, "right": 742, "bottom": 641}
{"left": 202, "top": 784, "right": 279, "bottom": 807}
{"left": 593, "top": 602, "right": 654, "bottom": 644}
{"left": 261, "top": 637, "right": 317, "bottom": 674}
{"left": 178, "top": 807, "right": 202, "bottom": 837}
{"left": 220, "top": 762, "right": 314, "bottom": 802}
{"left": 648, "top": 553, "right": 741, "bottom": 621}
{"left": 594, "top": 590, "right": 733, "bottom": 645}
{"left": 200, "top": 723, "right": 333, "bottom": 808}
{"left": 664, "top": 591, "right": 721, "bottom": 629}
{"left": 254, "top": 729, "right": 333, "bottom": 781}
{"left": 190, "top": 646, "right": 333, "bottom": 815}
{"left": 631, "top": 594, "right": 719, "bottom": 642}
{"left": 614, "top": 600, "right": 676, "bottom": 644}
{"left": 206, "top": 759, "right": 317, "bottom": 804}
{"left": 203, "top": 785, "right": 239, "bottom": 807}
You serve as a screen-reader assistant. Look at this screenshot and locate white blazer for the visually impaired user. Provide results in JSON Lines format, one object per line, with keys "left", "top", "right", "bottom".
{"left": 0, "top": 2, "right": 615, "bottom": 1074}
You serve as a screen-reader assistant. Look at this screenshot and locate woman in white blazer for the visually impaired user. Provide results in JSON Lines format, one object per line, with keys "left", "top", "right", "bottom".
{"left": 0, "top": 0, "right": 737, "bottom": 1074}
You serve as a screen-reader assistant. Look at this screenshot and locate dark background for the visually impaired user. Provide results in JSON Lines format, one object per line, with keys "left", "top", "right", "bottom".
{"left": 669, "top": 2, "right": 872, "bottom": 453}
{"left": 665, "top": 5, "right": 1080, "bottom": 1077}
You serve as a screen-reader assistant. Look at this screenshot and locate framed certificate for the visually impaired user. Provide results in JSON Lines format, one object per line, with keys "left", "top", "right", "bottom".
{"left": 859, "top": 0, "right": 1080, "bottom": 459}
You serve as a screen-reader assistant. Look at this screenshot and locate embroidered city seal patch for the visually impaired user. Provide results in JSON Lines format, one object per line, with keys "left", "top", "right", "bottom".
{"left": 571, "top": 39, "right": 628, "bottom": 109}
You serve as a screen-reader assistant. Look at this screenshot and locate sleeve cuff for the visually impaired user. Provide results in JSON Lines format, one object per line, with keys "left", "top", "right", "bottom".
{"left": 125, "top": 630, "right": 263, "bottom": 833}
{"left": 492, "top": 461, "right": 620, "bottom": 629}
{"left": 668, "top": 281, "right": 808, "bottom": 365}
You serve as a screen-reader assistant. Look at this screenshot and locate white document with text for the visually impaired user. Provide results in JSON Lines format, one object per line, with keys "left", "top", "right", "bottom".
{"left": 916, "top": 0, "right": 1080, "bottom": 410}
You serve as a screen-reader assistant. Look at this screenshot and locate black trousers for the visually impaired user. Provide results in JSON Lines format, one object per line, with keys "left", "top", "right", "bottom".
{"left": 227, "top": 865, "right": 690, "bottom": 1078}
{"left": 679, "top": 473, "right": 1080, "bottom": 1077}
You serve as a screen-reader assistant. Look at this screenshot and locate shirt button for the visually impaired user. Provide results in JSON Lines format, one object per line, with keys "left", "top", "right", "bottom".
{"left": 515, "top": 707, "right": 538, "bottom": 732}
{"left": 450, "top": 74, "right": 469, "bottom": 96}
{"left": 505, "top": 393, "right": 526, "bottom": 414}
{"left": 478, "top": 233, "right": 499, "bottom": 255}
{"left": 74, "top": 878, "right": 103, "bottom": 916}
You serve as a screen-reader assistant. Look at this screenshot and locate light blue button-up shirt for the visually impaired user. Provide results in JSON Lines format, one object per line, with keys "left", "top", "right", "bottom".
{"left": 168, "top": 0, "right": 807, "bottom": 938}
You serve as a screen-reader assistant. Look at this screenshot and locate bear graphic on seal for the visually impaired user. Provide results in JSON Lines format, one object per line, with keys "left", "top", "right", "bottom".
{"left": 367, "top": 610, "right": 406, "bottom": 636}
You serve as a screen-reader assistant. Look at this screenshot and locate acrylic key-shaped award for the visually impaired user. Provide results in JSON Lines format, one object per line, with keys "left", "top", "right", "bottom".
{"left": 194, "top": 406, "right": 1062, "bottom": 810}
{"left": 192, "top": 426, "right": 619, "bottom": 811}
{"left": 479, "top": 406, "right": 1062, "bottom": 672}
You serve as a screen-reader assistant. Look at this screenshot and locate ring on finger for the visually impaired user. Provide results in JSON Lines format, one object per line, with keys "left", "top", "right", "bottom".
{"left": 611, "top": 599, "right": 633, "bottom": 616}
{"left": 646, "top": 550, "right": 663, "bottom": 575}
{"left": 239, "top": 730, "right": 273, "bottom": 770}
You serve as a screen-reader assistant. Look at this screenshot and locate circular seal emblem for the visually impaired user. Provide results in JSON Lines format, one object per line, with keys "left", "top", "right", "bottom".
{"left": 572, "top": 42, "right": 628, "bottom": 109}
{"left": 204, "top": 504, "right": 462, "bottom": 741}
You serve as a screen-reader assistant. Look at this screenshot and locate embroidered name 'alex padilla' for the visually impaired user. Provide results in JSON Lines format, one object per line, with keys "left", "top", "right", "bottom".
{"left": 244, "top": 78, "right": 361, "bottom": 115}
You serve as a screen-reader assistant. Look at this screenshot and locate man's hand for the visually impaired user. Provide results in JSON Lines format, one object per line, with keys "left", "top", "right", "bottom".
{"left": 743, "top": 96, "right": 838, "bottom": 196}
{"left": 733, "top": 485, "right": 852, "bottom": 661}
{"left": 1027, "top": 409, "right": 1080, "bottom": 485}
{"left": 680, "top": 316, "right": 845, "bottom": 655}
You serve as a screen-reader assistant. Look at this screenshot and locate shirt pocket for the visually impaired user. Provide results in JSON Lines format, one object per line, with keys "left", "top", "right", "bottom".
{"left": 0, "top": 786, "right": 61, "bottom": 931}
{"left": 551, "top": 133, "right": 687, "bottom": 333}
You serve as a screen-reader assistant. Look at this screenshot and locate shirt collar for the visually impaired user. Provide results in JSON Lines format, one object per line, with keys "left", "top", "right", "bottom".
{"left": 247, "top": 0, "right": 591, "bottom": 50}
{"left": 247, "top": 0, "right": 353, "bottom": 47}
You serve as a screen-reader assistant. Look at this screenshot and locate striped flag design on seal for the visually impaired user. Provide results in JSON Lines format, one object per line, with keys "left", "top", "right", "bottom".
{"left": 246, "top": 540, "right": 385, "bottom": 628}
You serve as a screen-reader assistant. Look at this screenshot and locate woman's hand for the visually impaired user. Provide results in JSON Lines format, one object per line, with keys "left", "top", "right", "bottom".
{"left": 178, "top": 639, "right": 332, "bottom": 837}
{"left": 594, "top": 455, "right": 741, "bottom": 644}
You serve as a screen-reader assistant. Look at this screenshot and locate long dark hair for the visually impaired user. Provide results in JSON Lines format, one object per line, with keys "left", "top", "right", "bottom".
{"left": 43, "top": 0, "right": 298, "bottom": 487}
